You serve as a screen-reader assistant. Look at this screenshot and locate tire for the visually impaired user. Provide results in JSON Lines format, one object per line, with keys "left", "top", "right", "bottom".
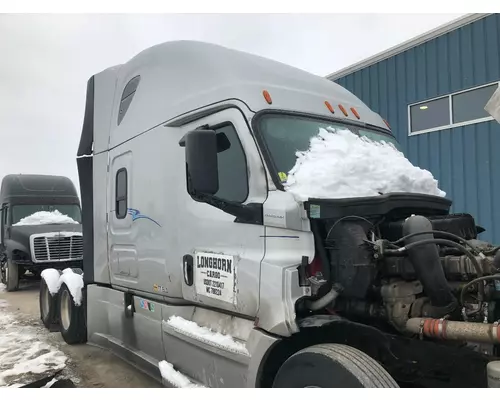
{"left": 272, "top": 343, "right": 399, "bottom": 388}
{"left": 39, "top": 278, "right": 60, "bottom": 331}
{"left": 5, "top": 260, "right": 19, "bottom": 292}
{"left": 58, "top": 282, "right": 87, "bottom": 344}
{"left": 0, "top": 262, "right": 5, "bottom": 285}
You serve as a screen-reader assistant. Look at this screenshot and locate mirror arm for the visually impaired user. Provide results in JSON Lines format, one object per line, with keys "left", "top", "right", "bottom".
{"left": 193, "top": 193, "right": 263, "bottom": 225}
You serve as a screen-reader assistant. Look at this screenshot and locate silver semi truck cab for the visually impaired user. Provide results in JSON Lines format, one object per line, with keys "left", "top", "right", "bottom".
{"left": 41, "top": 40, "right": 500, "bottom": 388}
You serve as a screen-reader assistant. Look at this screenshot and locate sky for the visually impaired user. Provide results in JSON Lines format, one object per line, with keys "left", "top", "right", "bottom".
{"left": 0, "top": 13, "right": 465, "bottom": 195}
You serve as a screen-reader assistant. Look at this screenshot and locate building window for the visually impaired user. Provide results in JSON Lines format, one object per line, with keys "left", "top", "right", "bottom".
{"left": 213, "top": 123, "right": 249, "bottom": 203}
{"left": 410, "top": 96, "right": 450, "bottom": 133}
{"left": 118, "top": 76, "right": 141, "bottom": 125}
{"left": 452, "top": 84, "right": 498, "bottom": 124}
{"left": 115, "top": 168, "right": 127, "bottom": 219}
{"left": 409, "top": 82, "right": 499, "bottom": 135}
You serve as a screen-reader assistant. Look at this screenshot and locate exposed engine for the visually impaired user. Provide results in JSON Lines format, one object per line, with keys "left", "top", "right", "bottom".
{"left": 301, "top": 193, "right": 500, "bottom": 354}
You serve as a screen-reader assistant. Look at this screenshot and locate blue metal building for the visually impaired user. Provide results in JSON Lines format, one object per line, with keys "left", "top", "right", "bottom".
{"left": 327, "top": 13, "right": 500, "bottom": 244}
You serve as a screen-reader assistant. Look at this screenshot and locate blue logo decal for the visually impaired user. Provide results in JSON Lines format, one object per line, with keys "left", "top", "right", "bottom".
{"left": 127, "top": 208, "right": 161, "bottom": 227}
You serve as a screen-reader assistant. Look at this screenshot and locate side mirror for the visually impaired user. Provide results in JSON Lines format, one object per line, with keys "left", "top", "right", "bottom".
{"left": 184, "top": 129, "right": 219, "bottom": 196}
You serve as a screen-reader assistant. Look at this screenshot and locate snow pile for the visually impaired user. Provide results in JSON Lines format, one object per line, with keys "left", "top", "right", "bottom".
{"left": 284, "top": 127, "right": 446, "bottom": 201}
{"left": 0, "top": 300, "right": 67, "bottom": 387}
{"left": 0, "top": 282, "right": 5, "bottom": 292}
{"left": 41, "top": 268, "right": 84, "bottom": 306}
{"left": 158, "top": 361, "right": 205, "bottom": 388}
{"left": 166, "top": 316, "right": 249, "bottom": 356}
{"left": 13, "top": 210, "right": 78, "bottom": 226}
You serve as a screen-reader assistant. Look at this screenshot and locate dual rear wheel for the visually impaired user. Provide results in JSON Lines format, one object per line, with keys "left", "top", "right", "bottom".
{"left": 39, "top": 273, "right": 87, "bottom": 344}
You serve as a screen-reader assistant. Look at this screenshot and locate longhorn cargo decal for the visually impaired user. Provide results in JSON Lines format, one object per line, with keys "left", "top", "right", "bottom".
{"left": 194, "top": 252, "right": 236, "bottom": 305}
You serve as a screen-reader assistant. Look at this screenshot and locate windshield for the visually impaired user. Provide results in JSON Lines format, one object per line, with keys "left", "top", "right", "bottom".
{"left": 257, "top": 114, "right": 401, "bottom": 180}
{"left": 11, "top": 204, "right": 82, "bottom": 225}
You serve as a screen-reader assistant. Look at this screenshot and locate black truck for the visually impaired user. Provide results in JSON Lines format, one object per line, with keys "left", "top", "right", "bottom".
{"left": 0, "top": 174, "right": 83, "bottom": 291}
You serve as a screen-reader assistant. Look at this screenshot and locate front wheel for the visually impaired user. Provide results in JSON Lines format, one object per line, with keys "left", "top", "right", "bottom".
{"left": 4, "top": 260, "right": 20, "bottom": 292}
{"left": 272, "top": 343, "right": 398, "bottom": 388}
{"left": 0, "top": 262, "right": 5, "bottom": 285}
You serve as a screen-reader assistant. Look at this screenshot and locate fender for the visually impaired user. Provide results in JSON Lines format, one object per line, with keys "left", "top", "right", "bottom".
{"left": 252, "top": 314, "right": 398, "bottom": 387}
{"left": 3, "top": 239, "right": 31, "bottom": 262}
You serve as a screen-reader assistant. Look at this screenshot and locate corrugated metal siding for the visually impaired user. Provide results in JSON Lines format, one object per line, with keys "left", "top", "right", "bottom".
{"left": 334, "top": 13, "right": 500, "bottom": 244}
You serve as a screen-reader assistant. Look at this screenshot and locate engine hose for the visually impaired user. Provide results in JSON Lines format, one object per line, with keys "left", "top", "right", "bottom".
{"left": 406, "top": 317, "right": 500, "bottom": 344}
{"left": 391, "top": 230, "right": 482, "bottom": 255}
{"left": 484, "top": 246, "right": 500, "bottom": 255}
{"left": 460, "top": 274, "right": 500, "bottom": 306}
{"left": 306, "top": 285, "right": 341, "bottom": 311}
{"left": 393, "top": 238, "right": 484, "bottom": 276}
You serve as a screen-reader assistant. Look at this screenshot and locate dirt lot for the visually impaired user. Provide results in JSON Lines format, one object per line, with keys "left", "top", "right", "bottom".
{"left": 0, "top": 279, "right": 162, "bottom": 388}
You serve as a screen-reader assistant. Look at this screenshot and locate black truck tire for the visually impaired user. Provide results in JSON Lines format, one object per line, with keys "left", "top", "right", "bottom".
{"left": 5, "top": 260, "right": 20, "bottom": 292}
{"left": 272, "top": 343, "right": 398, "bottom": 388}
{"left": 39, "top": 278, "right": 60, "bottom": 331}
{"left": 58, "top": 282, "right": 87, "bottom": 345}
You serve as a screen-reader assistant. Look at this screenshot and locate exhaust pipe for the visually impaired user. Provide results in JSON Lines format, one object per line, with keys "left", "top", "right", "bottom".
{"left": 407, "top": 317, "right": 500, "bottom": 344}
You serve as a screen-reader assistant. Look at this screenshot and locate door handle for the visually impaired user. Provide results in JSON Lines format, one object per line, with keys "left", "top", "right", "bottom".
{"left": 183, "top": 255, "right": 193, "bottom": 286}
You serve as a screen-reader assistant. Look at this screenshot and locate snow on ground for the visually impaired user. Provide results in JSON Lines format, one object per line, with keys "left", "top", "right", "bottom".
{"left": 42, "top": 377, "right": 58, "bottom": 388}
{"left": 13, "top": 210, "right": 78, "bottom": 226}
{"left": 0, "top": 282, "right": 5, "bottom": 293}
{"left": 158, "top": 361, "right": 204, "bottom": 388}
{"left": 284, "top": 127, "right": 446, "bottom": 202}
{"left": 41, "top": 268, "right": 84, "bottom": 306}
{"left": 0, "top": 298, "right": 67, "bottom": 387}
{"left": 166, "top": 316, "right": 249, "bottom": 355}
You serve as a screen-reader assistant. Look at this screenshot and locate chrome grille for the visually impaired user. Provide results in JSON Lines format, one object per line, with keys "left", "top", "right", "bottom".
{"left": 32, "top": 234, "right": 83, "bottom": 262}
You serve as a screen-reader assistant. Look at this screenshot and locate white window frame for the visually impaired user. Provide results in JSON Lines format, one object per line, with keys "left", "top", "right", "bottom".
{"left": 408, "top": 81, "right": 500, "bottom": 136}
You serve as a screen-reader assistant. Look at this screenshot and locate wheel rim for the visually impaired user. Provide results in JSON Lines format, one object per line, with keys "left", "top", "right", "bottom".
{"left": 41, "top": 284, "right": 50, "bottom": 318}
{"left": 60, "top": 290, "right": 72, "bottom": 331}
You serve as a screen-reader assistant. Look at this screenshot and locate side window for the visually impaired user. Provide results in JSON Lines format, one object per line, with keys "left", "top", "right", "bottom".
{"left": 214, "top": 124, "right": 248, "bottom": 203}
{"left": 1, "top": 204, "right": 8, "bottom": 242}
{"left": 115, "top": 168, "right": 128, "bottom": 219}
{"left": 2, "top": 205, "right": 8, "bottom": 225}
{"left": 118, "top": 76, "right": 141, "bottom": 125}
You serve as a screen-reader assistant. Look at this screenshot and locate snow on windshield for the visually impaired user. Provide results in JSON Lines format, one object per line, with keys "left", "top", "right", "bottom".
{"left": 13, "top": 210, "right": 79, "bottom": 226}
{"left": 284, "top": 127, "right": 446, "bottom": 202}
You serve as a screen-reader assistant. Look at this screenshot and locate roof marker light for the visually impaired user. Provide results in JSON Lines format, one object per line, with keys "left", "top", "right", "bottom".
{"left": 350, "top": 107, "right": 360, "bottom": 119}
{"left": 383, "top": 119, "right": 391, "bottom": 130}
{"left": 263, "top": 90, "right": 272, "bottom": 104}
{"left": 325, "top": 101, "right": 335, "bottom": 114}
{"left": 338, "top": 104, "right": 349, "bottom": 117}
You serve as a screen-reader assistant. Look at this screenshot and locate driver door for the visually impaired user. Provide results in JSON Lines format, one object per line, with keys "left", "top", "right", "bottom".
{"left": 177, "top": 107, "right": 268, "bottom": 317}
